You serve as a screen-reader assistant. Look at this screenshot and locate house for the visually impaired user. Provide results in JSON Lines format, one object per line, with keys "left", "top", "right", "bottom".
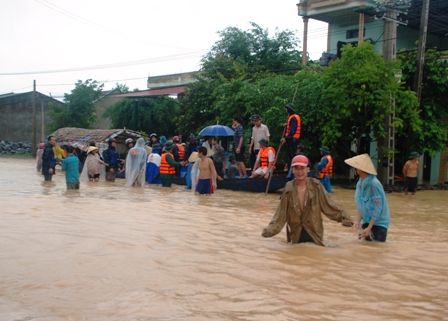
{"left": 0, "top": 91, "right": 64, "bottom": 143}
{"left": 296, "top": 0, "right": 448, "bottom": 62}
{"left": 50, "top": 127, "right": 145, "bottom": 159}
{"left": 94, "top": 88, "right": 124, "bottom": 129}
{"left": 296, "top": 0, "right": 448, "bottom": 185}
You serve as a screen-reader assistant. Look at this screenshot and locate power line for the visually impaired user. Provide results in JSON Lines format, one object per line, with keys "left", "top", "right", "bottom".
{"left": 34, "top": 0, "right": 197, "bottom": 51}
{"left": 0, "top": 50, "right": 207, "bottom": 76}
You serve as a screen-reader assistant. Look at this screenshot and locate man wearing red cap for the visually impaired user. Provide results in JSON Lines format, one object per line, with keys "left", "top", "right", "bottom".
{"left": 262, "top": 155, "right": 353, "bottom": 246}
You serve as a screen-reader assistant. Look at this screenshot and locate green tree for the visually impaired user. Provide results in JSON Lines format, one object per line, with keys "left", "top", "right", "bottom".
{"left": 104, "top": 96, "right": 179, "bottom": 137}
{"left": 319, "top": 42, "right": 420, "bottom": 161}
{"left": 47, "top": 79, "right": 104, "bottom": 132}
{"left": 178, "top": 23, "right": 303, "bottom": 137}
{"left": 111, "top": 82, "right": 129, "bottom": 93}
{"left": 398, "top": 46, "right": 448, "bottom": 158}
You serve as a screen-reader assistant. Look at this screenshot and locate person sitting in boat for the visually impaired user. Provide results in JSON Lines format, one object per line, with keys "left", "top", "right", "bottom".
{"left": 226, "top": 154, "right": 238, "bottom": 179}
{"left": 249, "top": 139, "right": 275, "bottom": 179}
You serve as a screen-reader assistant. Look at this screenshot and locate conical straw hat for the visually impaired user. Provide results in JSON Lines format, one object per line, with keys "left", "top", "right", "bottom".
{"left": 344, "top": 153, "right": 377, "bottom": 175}
{"left": 188, "top": 152, "right": 199, "bottom": 162}
{"left": 87, "top": 146, "right": 99, "bottom": 154}
{"left": 206, "top": 148, "right": 214, "bottom": 157}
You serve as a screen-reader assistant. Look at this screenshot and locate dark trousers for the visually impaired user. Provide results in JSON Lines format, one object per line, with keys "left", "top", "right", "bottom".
{"left": 214, "top": 162, "right": 224, "bottom": 177}
{"left": 250, "top": 149, "right": 259, "bottom": 169}
{"left": 286, "top": 139, "right": 298, "bottom": 169}
{"left": 362, "top": 223, "right": 388, "bottom": 242}
{"left": 298, "top": 228, "right": 315, "bottom": 243}
{"left": 404, "top": 176, "right": 417, "bottom": 193}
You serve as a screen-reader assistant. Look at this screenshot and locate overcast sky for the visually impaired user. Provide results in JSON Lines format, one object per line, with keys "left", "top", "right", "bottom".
{"left": 0, "top": 0, "right": 328, "bottom": 99}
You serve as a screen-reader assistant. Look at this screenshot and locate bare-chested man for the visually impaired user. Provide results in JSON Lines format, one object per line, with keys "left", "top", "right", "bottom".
{"left": 194, "top": 146, "right": 217, "bottom": 196}
{"left": 403, "top": 151, "right": 420, "bottom": 195}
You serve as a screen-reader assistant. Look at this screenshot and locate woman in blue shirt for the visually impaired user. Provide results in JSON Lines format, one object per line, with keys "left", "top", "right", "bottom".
{"left": 345, "top": 154, "right": 390, "bottom": 242}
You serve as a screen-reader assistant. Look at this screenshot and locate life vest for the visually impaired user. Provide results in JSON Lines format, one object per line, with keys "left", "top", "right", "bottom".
{"left": 319, "top": 155, "right": 333, "bottom": 178}
{"left": 160, "top": 152, "right": 176, "bottom": 175}
{"left": 175, "top": 143, "right": 185, "bottom": 161}
{"left": 285, "top": 114, "right": 301, "bottom": 139}
{"left": 260, "top": 147, "right": 276, "bottom": 169}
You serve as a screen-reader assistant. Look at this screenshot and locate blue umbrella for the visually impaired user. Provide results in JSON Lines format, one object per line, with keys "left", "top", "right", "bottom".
{"left": 199, "top": 124, "right": 234, "bottom": 136}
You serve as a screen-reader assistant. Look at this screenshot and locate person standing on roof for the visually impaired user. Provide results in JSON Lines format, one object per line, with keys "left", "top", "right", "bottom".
{"left": 281, "top": 103, "right": 301, "bottom": 170}
{"left": 102, "top": 137, "right": 120, "bottom": 182}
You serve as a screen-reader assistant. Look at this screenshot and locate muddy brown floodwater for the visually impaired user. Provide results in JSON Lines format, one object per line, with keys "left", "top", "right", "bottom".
{"left": 0, "top": 158, "right": 447, "bottom": 321}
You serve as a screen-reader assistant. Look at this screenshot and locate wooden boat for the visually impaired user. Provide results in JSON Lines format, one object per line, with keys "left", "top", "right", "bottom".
{"left": 172, "top": 172, "right": 289, "bottom": 193}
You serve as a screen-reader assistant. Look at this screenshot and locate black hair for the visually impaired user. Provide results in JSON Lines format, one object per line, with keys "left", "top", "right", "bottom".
{"left": 297, "top": 145, "right": 305, "bottom": 151}
{"left": 89, "top": 141, "right": 96, "bottom": 146}
{"left": 66, "top": 145, "right": 74, "bottom": 154}
{"left": 233, "top": 115, "right": 242, "bottom": 123}
{"left": 198, "top": 146, "right": 207, "bottom": 156}
{"left": 211, "top": 136, "right": 218, "bottom": 142}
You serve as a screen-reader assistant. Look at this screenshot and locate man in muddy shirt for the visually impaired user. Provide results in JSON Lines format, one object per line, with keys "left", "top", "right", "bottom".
{"left": 262, "top": 155, "right": 353, "bottom": 246}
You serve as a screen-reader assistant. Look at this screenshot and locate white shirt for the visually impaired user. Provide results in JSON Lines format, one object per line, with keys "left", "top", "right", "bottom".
{"left": 251, "top": 124, "right": 270, "bottom": 150}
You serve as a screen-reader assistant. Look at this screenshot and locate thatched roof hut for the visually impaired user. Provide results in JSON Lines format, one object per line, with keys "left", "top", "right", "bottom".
{"left": 50, "top": 127, "right": 145, "bottom": 151}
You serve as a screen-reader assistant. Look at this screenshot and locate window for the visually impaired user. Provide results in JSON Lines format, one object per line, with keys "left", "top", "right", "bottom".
{"left": 346, "top": 28, "right": 365, "bottom": 39}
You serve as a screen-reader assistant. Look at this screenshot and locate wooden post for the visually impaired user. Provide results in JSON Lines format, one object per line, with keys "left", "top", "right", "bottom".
{"left": 41, "top": 99, "right": 45, "bottom": 142}
{"left": 32, "top": 80, "right": 37, "bottom": 157}
{"left": 358, "top": 13, "right": 364, "bottom": 45}
{"left": 302, "top": 17, "right": 309, "bottom": 66}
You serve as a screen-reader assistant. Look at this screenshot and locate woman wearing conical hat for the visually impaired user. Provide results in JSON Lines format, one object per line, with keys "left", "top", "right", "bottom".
{"left": 345, "top": 154, "right": 391, "bottom": 242}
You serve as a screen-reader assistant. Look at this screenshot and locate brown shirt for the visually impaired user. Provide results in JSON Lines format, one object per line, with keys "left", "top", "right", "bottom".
{"left": 262, "top": 178, "right": 352, "bottom": 246}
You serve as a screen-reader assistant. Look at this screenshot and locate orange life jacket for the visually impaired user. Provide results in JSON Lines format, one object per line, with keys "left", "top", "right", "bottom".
{"left": 285, "top": 114, "right": 301, "bottom": 139}
{"left": 175, "top": 143, "right": 185, "bottom": 161}
{"left": 260, "top": 147, "right": 276, "bottom": 169}
{"left": 319, "top": 155, "right": 333, "bottom": 178}
{"left": 160, "top": 152, "right": 176, "bottom": 175}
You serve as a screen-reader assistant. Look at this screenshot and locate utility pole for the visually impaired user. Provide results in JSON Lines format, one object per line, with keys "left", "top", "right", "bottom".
{"left": 134, "top": 99, "right": 138, "bottom": 130}
{"left": 373, "top": 0, "right": 411, "bottom": 185}
{"left": 302, "top": 17, "right": 309, "bottom": 66}
{"left": 32, "top": 80, "right": 37, "bottom": 157}
{"left": 414, "top": 0, "right": 430, "bottom": 103}
{"left": 41, "top": 99, "right": 45, "bottom": 141}
{"left": 358, "top": 13, "right": 364, "bottom": 45}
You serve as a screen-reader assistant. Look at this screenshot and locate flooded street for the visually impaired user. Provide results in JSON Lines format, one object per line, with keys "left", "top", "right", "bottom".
{"left": 0, "top": 157, "right": 447, "bottom": 321}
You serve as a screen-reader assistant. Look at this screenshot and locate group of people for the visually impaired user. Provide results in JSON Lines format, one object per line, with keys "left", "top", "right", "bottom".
{"left": 38, "top": 102, "right": 423, "bottom": 242}
{"left": 262, "top": 153, "right": 391, "bottom": 245}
